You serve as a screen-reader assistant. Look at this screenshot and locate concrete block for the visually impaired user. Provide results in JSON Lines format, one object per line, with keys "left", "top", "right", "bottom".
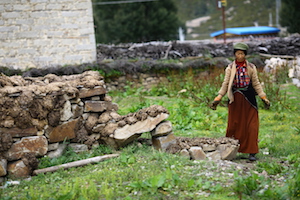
{"left": 30, "top": 0, "right": 48, "bottom": 3}
{"left": 46, "top": 4, "right": 63, "bottom": 10}
{"left": 17, "top": 31, "right": 40, "bottom": 39}
{"left": 76, "top": 44, "right": 95, "bottom": 51}
{"left": 13, "top": 5, "right": 31, "bottom": 11}
{"left": 60, "top": 24, "right": 78, "bottom": 29}
{"left": 2, "top": 12, "right": 21, "bottom": 18}
{"left": 30, "top": 11, "right": 48, "bottom": 18}
{"left": 1, "top": 58, "right": 18, "bottom": 63}
{"left": 34, "top": 56, "right": 53, "bottom": 62}
{"left": 61, "top": 11, "right": 79, "bottom": 17}
{"left": 79, "top": 28, "right": 94, "bottom": 35}
{"left": 0, "top": 26, "right": 18, "bottom": 32}
{"left": 34, "top": 3, "right": 46, "bottom": 10}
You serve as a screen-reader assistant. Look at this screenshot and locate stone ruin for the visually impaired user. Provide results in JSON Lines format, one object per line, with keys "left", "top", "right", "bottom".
{"left": 0, "top": 71, "right": 239, "bottom": 179}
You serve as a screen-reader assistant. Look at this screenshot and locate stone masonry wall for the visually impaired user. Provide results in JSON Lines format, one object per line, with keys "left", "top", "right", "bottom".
{"left": 0, "top": 0, "right": 96, "bottom": 69}
{"left": 0, "top": 71, "right": 239, "bottom": 179}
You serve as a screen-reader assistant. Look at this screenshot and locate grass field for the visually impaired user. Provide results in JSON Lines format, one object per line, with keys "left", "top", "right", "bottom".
{"left": 1, "top": 67, "right": 300, "bottom": 200}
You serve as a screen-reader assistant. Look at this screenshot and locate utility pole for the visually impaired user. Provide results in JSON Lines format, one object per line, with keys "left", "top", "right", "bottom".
{"left": 218, "top": 0, "right": 227, "bottom": 44}
{"left": 276, "top": 0, "right": 281, "bottom": 28}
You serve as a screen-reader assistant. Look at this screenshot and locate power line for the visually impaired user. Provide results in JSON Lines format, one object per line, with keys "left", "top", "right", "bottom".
{"left": 93, "top": 0, "right": 157, "bottom": 5}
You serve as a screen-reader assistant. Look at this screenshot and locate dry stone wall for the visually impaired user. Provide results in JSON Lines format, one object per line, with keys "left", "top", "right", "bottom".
{"left": 96, "top": 34, "right": 300, "bottom": 60}
{"left": 0, "top": 71, "right": 171, "bottom": 178}
{"left": 0, "top": 0, "right": 96, "bottom": 69}
{"left": 0, "top": 71, "right": 239, "bottom": 179}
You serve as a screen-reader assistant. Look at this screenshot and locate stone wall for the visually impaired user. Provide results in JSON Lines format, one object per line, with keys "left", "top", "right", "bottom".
{"left": 96, "top": 34, "right": 300, "bottom": 61}
{"left": 0, "top": 71, "right": 239, "bottom": 179}
{"left": 0, "top": 0, "right": 96, "bottom": 69}
{"left": 0, "top": 71, "right": 171, "bottom": 178}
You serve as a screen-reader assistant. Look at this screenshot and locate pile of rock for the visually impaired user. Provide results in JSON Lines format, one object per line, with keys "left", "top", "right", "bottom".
{"left": 0, "top": 71, "right": 240, "bottom": 179}
{"left": 264, "top": 56, "right": 300, "bottom": 87}
{"left": 143, "top": 120, "right": 240, "bottom": 161}
{"left": 0, "top": 71, "right": 169, "bottom": 178}
{"left": 166, "top": 137, "right": 240, "bottom": 161}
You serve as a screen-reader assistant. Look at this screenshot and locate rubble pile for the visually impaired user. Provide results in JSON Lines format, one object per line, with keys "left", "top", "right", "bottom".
{"left": 166, "top": 137, "right": 240, "bottom": 161}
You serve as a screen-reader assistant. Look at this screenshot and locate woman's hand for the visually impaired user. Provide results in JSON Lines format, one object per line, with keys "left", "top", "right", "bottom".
{"left": 210, "top": 95, "right": 222, "bottom": 110}
{"left": 261, "top": 96, "right": 270, "bottom": 109}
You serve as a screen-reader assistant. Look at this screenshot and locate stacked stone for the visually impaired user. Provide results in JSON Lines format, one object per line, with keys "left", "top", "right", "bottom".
{"left": 0, "top": 71, "right": 115, "bottom": 178}
{"left": 97, "top": 34, "right": 300, "bottom": 60}
{"left": 151, "top": 121, "right": 176, "bottom": 151}
{"left": 96, "top": 105, "right": 170, "bottom": 149}
{"left": 166, "top": 137, "right": 240, "bottom": 161}
{"left": 0, "top": 70, "right": 240, "bottom": 179}
{"left": 0, "top": 71, "right": 172, "bottom": 179}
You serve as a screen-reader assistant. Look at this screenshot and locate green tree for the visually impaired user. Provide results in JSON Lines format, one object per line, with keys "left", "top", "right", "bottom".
{"left": 92, "top": 0, "right": 181, "bottom": 44}
{"left": 280, "top": 0, "right": 300, "bottom": 33}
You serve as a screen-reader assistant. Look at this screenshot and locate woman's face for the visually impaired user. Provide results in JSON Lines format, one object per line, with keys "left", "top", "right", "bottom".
{"left": 235, "top": 50, "right": 246, "bottom": 62}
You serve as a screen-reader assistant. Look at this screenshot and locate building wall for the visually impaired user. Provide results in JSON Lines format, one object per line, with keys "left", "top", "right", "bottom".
{"left": 0, "top": 0, "right": 96, "bottom": 69}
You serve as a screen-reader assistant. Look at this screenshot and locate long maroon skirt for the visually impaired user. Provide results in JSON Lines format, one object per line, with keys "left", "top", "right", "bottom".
{"left": 226, "top": 91, "right": 259, "bottom": 154}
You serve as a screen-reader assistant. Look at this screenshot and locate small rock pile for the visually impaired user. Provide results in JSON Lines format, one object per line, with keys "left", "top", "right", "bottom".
{"left": 166, "top": 137, "right": 240, "bottom": 161}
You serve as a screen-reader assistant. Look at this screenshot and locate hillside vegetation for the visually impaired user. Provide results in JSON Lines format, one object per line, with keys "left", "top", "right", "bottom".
{"left": 175, "top": 0, "right": 277, "bottom": 40}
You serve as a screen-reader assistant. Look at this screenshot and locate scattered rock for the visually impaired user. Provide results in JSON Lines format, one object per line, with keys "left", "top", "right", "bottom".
{"left": 189, "top": 146, "right": 206, "bottom": 160}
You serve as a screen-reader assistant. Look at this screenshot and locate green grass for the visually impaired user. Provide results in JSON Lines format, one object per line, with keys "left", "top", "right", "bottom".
{"left": 2, "top": 67, "right": 300, "bottom": 200}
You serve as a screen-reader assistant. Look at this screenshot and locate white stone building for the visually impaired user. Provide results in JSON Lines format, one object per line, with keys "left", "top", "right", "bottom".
{"left": 0, "top": 0, "right": 96, "bottom": 69}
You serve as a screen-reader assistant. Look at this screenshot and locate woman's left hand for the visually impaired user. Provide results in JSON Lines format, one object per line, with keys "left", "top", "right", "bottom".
{"left": 261, "top": 97, "right": 270, "bottom": 109}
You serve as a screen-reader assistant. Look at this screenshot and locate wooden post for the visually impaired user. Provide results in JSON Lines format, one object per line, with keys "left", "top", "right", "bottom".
{"left": 222, "top": 6, "right": 226, "bottom": 44}
{"left": 33, "top": 154, "right": 119, "bottom": 175}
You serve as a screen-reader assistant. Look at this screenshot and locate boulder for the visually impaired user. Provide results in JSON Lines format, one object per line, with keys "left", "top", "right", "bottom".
{"left": 152, "top": 132, "right": 176, "bottom": 151}
{"left": 47, "top": 143, "right": 67, "bottom": 159}
{"left": 113, "top": 113, "right": 169, "bottom": 148}
{"left": 60, "top": 101, "right": 73, "bottom": 122}
{"left": 84, "top": 101, "right": 116, "bottom": 112}
{"left": 151, "top": 120, "right": 172, "bottom": 137}
{"left": 7, "top": 160, "right": 30, "bottom": 178}
{"left": 78, "top": 86, "right": 106, "bottom": 99}
{"left": 68, "top": 143, "right": 88, "bottom": 153}
{"left": 47, "top": 119, "right": 79, "bottom": 143}
{"left": 189, "top": 146, "right": 206, "bottom": 160}
{"left": 0, "top": 159, "right": 7, "bottom": 177}
{"left": 0, "top": 127, "right": 38, "bottom": 137}
{"left": 6, "top": 136, "right": 48, "bottom": 161}
{"left": 180, "top": 149, "right": 190, "bottom": 158}
{"left": 218, "top": 144, "right": 240, "bottom": 160}
{"left": 206, "top": 151, "right": 221, "bottom": 160}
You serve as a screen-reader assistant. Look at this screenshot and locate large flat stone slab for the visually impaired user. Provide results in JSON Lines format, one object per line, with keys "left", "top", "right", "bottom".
{"left": 114, "top": 113, "right": 169, "bottom": 140}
